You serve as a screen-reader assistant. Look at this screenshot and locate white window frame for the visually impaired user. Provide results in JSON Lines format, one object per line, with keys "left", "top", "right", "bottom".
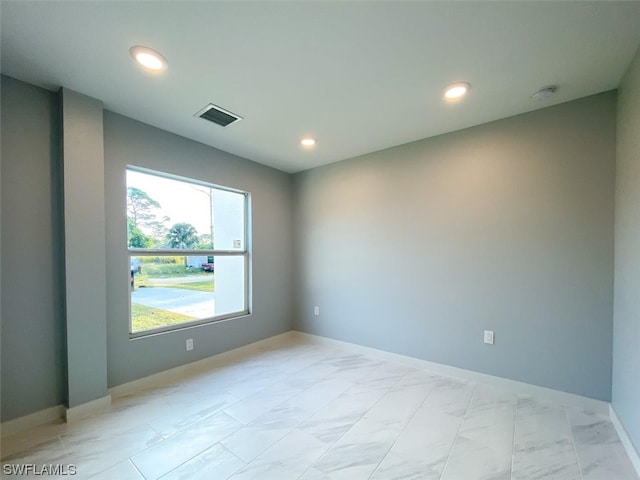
{"left": 127, "top": 166, "right": 250, "bottom": 338}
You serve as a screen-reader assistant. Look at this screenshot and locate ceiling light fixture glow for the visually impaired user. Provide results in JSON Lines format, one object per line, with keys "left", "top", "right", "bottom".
{"left": 532, "top": 86, "right": 557, "bottom": 101}
{"left": 444, "top": 82, "right": 471, "bottom": 101}
{"left": 301, "top": 137, "right": 316, "bottom": 147}
{"left": 130, "top": 46, "right": 167, "bottom": 71}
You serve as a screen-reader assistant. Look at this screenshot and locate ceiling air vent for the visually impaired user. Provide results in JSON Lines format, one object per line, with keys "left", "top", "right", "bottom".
{"left": 194, "top": 103, "right": 242, "bottom": 127}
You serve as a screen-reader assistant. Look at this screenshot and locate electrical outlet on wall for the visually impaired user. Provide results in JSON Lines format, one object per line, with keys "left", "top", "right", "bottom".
{"left": 186, "top": 338, "right": 194, "bottom": 351}
{"left": 484, "top": 330, "right": 495, "bottom": 345}
{"left": 314, "top": 306, "right": 320, "bottom": 316}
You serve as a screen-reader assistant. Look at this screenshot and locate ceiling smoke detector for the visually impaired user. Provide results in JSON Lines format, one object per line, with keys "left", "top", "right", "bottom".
{"left": 532, "top": 86, "right": 558, "bottom": 101}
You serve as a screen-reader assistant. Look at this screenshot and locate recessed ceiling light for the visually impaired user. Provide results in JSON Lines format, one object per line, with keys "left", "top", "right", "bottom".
{"left": 129, "top": 46, "right": 167, "bottom": 72}
{"left": 301, "top": 137, "right": 316, "bottom": 147}
{"left": 532, "top": 86, "right": 557, "bottom": 101}
{"left": 444, "top": 82, "right": 471, "bottom": 101}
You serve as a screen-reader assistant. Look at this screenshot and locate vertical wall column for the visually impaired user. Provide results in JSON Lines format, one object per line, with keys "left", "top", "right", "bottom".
{"left": 613, "top": 45, "right": 640, "bottom": 460}
{"left": 61, "top": 88, "right": 109, "bottom": 415}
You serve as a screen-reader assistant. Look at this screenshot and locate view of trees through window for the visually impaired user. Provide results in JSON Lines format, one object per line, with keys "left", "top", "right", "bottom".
{"left": 127, "top": 168, "right": 248, "bottom": 335}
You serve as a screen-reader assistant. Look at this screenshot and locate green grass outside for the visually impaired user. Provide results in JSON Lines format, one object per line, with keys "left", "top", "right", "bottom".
{"left": 145, "top": 264, "right": 209, "bottom": 277}
{"left": 137, "top": 263, "right": 211, "bottom": 280}
{"left": 131, "top": 303, "right": 194, "bottom": 332}
{"left": 131, "top": 260, "right": 214, "bottom": 332}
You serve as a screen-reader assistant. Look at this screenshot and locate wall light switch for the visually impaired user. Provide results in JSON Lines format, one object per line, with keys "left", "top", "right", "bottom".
{"left": 314, "top": 306, "right": 320, "bottom": 316}
{"left": 484, "top": 330, "right": 495, "bottom": 345}
{"left": 186, "top": 338, "right": 194, "bottom": 351}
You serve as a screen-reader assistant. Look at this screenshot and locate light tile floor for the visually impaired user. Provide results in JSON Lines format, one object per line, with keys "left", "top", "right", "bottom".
{"left": 1, "top": 336, "right": 638, "bottom": 480}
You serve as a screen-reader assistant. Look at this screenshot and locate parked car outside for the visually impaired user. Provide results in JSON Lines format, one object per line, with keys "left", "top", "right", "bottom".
{"left": 130, "top": 257, "right": 141, "bottom": 287}
{"left": 202, "top": 262, "right": 214, "bottom": 272}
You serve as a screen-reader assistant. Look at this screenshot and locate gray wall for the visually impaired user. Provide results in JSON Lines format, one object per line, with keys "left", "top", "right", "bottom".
{"left": 61, "top": 89, "right": 108, "bottom": 408}
{"left": 104, "top": 112, "right": 293, "bottom": 387}
{"left": 293, "top": 92, "right": 616, "bottom": 401}
{"left": 0, "top": 76, "right": 293, "bottom": 420}
{"left": 613, "top": 46, "right": 640, "bottom": 452}
{"left": 1, "top": 76, "right": 66, "bottom": 421}
{"left": 0, "top": 74, "right": 624, "bottom": 420}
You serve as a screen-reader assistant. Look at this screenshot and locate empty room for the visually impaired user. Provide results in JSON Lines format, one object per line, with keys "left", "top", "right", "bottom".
{"left": 1, "top": 1, "right": 640, "bottom": 479}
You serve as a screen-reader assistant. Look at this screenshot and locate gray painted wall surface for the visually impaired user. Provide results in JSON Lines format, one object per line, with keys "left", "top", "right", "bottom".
{"left": 0, "top": 78, "right": 293, "bottom": 419}
{"left": 61, "top": 89, "right": 109, "bottom": 408}
{"left": 104, "top": 112, "right": 293, "bottom": 387}
{"left": 1, "top": 76, "right": 66, "bottom": 421}
{"left": 0, "top": 75, "right": 622, "bottom": 421}
{"left": 613, "top": 46, "right": 640, "bottom": 452}
{"left": 293, "top": 93, "right": 616, "bottom": 401}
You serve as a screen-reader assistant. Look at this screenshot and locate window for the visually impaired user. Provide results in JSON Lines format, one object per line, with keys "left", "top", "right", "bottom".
{"left": 127, "top": 167, "right": 249, "bottom": 336}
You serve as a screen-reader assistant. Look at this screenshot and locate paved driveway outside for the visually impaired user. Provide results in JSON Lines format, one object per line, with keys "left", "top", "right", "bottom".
{"left": 132, "top": 287, "right": 215, "bottom": 318}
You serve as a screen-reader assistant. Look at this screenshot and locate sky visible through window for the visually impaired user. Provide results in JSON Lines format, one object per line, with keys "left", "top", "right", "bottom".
{"left": 127, "top": 169, "right": 213, "bottom": 241}
{"left": 127, "top": 168, "right": 248, "bottom": 334}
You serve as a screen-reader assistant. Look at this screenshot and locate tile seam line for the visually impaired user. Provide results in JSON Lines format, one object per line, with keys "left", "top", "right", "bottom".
{"left": 366, "top": 377, "right": 436, "bottom": 479}
{"left": 133, "top": 412, "right": 243, "bottom": 480}
{"left": 436, "top": 382, "right": 478, "bottom": 480}
{"left": 564, "top": 406, "right": 585, "bottom": 480}
{"left": 155, "top": 442, "right": 246, "bottom": 480}
{"left": 128, "top": 458, "right": 146, "bottom": 480}
{"left": 222, "top": 355, "right": 336, "bottom": 424}
{"left": 510, "top": 395, "right": 519, "bottom": 480}
{"left": 232, "top": 350, "right": 351, "bottom": 479}
{"left": 296, "top": 364, "right": 407, "bottom": 479}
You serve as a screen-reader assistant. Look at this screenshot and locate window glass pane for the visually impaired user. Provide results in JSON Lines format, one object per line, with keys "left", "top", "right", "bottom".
{"left": 212, "top": 189, "right": 245, "bottom": 250}
{"left": 130, "top": 255, "right": 246, "bottom": 333}
{"left": 127, "top": 167, "right": 249, "bottom": 336}
{"left": 212, "top": 255, "right": 246, "bottom": 315}
{"left": 127, "top": 169, "right": 244, "bottom": 251}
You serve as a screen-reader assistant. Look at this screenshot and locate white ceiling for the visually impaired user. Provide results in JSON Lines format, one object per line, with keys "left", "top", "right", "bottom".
{"left": 2, "top": 1, "right": 640, "bottom": 173}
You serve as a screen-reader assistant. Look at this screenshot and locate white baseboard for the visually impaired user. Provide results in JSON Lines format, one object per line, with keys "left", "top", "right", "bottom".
{"left": 2, "top": 396, "right": 114, "bottom": 436}
{"left": 0, "top": 332, "right": 294, "bottom": 436}
{"left": 0, "top": 405, "right": 66, "bottom": 437}
{"left": 0, "top": 329, "right": 614, "bottom": 439}
{"left": 610, "top": 404, "right": 640, "bottom": 476}
{"left": 65, "top": 394, "right": 112, "bottom": 422}
{"left": 109, "top": 331, "right": 295, "bottom": 398}
{"left": 292, "top": 331, "right": 610, "bottom": 414}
